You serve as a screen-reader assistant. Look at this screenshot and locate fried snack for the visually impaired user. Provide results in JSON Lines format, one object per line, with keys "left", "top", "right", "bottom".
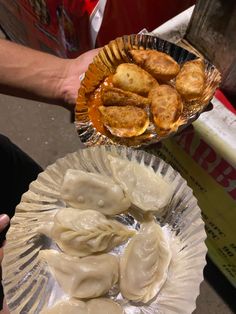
{"left": 149, "top": 85, "right": 183, "bottom": 131}
{"left": 102, "top": 87, "right": 150, "bottom": 107}
{"left": 99, "top": 105, "right": 149, "bottom": 137}
{"left": 130, "top": 50, "right": 180, "bottom": 81}
{"left": 112, "top": 63, "right": 158, "bottom": 96}
{"left": 175, "top": 59, "right": 205, "bottom": 101}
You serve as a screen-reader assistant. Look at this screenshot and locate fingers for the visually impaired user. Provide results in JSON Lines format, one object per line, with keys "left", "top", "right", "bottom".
{"left": 0, "top": 215, "right": 10, "bottom": 233}
{"left": 75, "top": 48, "right": 100, "bottom": 75}
{"left": 0, "top": 247, "right": 3, "bottom": 264}
{"left": 0, "top": 216, "right": 10, "bottom": 312}
{"left": 0, "top": 214, "right": 9, "bottom": 262}
{"left": 0, "top": 299, "right": 10, "bottom": 314}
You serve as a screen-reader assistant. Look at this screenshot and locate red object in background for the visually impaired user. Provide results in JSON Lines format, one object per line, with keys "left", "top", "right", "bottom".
{"left": 0, "top": 0, "right": 99, "bottom": 57}
{"left": 0, "top": 0, "right": 195, "bottom": 58}
{"left": 215, "top": 90, "right": 236, "bottom": 115}
{"left": 96, "top": 0, "right": 195, "bottom": 47}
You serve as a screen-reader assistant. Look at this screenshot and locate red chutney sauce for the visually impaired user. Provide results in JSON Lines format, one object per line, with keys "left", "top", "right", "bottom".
{"left": 87, "top": 75, "right": 113, "bottom": 134}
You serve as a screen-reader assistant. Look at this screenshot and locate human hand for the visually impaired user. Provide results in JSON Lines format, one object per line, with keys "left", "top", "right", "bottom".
{"left": 0, "top": 300, "right": 9, "bottom": 314}
{"left": 59, "top": 49, "right": 100, "bottom": 106}
{"left": 0, "top": 215, "right": 10, "bottom": 314}
{"left": 0, "top": 215, "right": 10, "bottom": 264}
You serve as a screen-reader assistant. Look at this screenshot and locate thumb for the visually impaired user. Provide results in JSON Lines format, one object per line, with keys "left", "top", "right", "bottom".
{"left": 0, "top": 247, "right": 3, "bottom": 264}
{"left": 0, "top": 299, "right": 10, "bottom": 314}
{"left": 0, "top": 215, "right": 10, "bottom": 233}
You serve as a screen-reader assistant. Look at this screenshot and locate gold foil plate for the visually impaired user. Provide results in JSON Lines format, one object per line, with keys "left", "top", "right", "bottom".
{"left": 75, "top": 34, "right": 221, "bottom": 147}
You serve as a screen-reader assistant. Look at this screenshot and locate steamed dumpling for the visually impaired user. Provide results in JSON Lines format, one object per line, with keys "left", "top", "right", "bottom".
{"left": 87, "top": 298, "right": 124, "bottom": 314}
{"left": 41, "top": 299, "right": 87, "bottom": 314}
{"left": 108, "top": 155, "right": 173, "bottom": 213}
{"left": 120, "top": 220, "right": 171, "bottom": 303}
{"left": 39, "top": 208, "right": 135, "bottom": 257}
{"left": 41, "top": 298, "right": 124, "bottom": 314}
{"left": 39, "top": 250, "right": 119, "bottom": 299}
{"left": 60, "top": 169, "right": 131, "bottom": 215}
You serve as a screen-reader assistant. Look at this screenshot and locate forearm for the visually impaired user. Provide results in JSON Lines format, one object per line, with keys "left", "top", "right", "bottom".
{"left": 0, "top": 39, "right": 73, "bottom": 105}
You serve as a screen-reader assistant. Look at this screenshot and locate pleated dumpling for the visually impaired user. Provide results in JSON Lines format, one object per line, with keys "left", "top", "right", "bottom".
{"left": 60, "top": 169, "right": 131, "bottom": 215}
{"left": 112, "top": 63, "right": 158, "bottom": 96}
{"left": 175, "top": 59, "right": 205, "bottom": 100}
{"left": 130, "top": 49, "right": 180, "bottom": 81}
{"left": 108, "top": 155, "right": 173, "bottom": 213}
{"left": 41, "top": 298, "right": 124, "bottom": 314}
{"left": 120, "top": 220, "right": 171, "bottom": 303}
{"left": 40, "top": 208, "right": 135, "bottom": 257}
{"left": 87, "top": 298, "right": 124, "bottom": 314}
{"left": 99, "top": 105, "right": 149, "bottom": 137}
{"left": 41, "top": 299, "right": 87, "bottom": 314}
{"left": 39, "top": 250, "right": 119, "bottom": 299}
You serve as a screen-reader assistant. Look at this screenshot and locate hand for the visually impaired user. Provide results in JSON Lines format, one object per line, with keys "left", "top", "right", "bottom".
{"left": 0, "top": 301, "right": 9, "bottom": 314}
{"left": 59, "top": 49, "right": 100, "bottom": 106}
{"left": 0, "top": 215, "right": 10, "bottom": 264}
{"left": 0, "top": 215, "right": 10, "bottom": 314}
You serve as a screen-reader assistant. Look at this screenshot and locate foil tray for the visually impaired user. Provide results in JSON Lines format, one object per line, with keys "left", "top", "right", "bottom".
{"left": 75, "top": 34, "right": 221, "bottom": 148}
{"left": 2, "top": 146, "right": 207, "bottom": 314}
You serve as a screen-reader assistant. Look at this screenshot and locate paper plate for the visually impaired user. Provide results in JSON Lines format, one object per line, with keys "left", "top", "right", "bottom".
{"left": 75, "top": 34, "right": 221, "bottom": 147}
{"left": 2, "top": 146, "right": 207, "bottom": 313}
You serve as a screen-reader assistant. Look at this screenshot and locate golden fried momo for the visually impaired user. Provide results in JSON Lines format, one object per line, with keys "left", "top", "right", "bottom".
{"left": 112, "top": 63, "right": 158, "bottom": 96}
{"left": 130, "top": 50, "right": 180, "bottom": 81}
{"left": 102, "top": 87, "right": 150, "bottom": 107}
{"left": 99, "top": 105, "right": 149, "bottom": 137}
{"left": 149, "top": 85, "right": 183, "bottom": 131}
{"left": 175, "top": 59, "right": 205, "bottom": 100}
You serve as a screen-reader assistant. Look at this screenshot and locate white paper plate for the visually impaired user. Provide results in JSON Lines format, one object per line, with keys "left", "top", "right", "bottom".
{"left": 2, "top": 146, "right": 207, "bottom": 314}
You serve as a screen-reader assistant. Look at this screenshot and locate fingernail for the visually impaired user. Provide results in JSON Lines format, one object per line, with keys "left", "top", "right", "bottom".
{"left": 0, "top": 214, "right": 10, "bottom": 227}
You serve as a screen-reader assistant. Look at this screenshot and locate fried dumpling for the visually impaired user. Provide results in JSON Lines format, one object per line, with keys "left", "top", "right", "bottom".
{"left": 149, "top": 84, "right": 183, "bottom": 132}
{"left": 102, "top": 87, "right": 150, "bottom": 107}
{"left": 42, "top": 298, "right": 124, "bottom": 314}
{"left": 108, "top": 155, "right": 173, "bottom": 213}
{"left": 99, "top": 105, "right": 149, "bottom": 137}
{"left": 60, "top": 169, "right": 130, "bottom": 215}
{"left": 40, "top": 208, "right": 135, "bottom": 257}
{"left": 120, "top": 220, "right": 171, "bottom": 303}
{"left": 130, "top": 49, "right": 180, "bottom": 81}
{"left": 175, "top": 58, "right": 205, "bottom": 100}
{"left": 112, "top": 63, "right": 158, "bottom": 96}
{"left": 39, "top": 250, "right": 119, "bottom": 299}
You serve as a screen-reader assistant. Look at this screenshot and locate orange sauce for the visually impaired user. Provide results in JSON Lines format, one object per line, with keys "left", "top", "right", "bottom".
{"left": 88, "top": 75, "right": 113, "bottom": 134}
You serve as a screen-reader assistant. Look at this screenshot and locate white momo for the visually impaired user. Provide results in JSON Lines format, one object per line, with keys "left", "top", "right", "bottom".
{"left": 41, "top": 299, "right": 87, "bottom": 314}
{"left": 41, "top": 298, "right": 124, "bottom": 314}
{"left": 120, "top": 220, "right": 171, "bottom": 303}
{"left": 60, "top": 169, "right": 131, "bottom": 215}
{"left": 86, "top": 298, "right": 124, "bottom": 314}
{"left": 40, "top": 207, "right": 135, "bottom": 257}
{"left": 108, "top": 155, "right": 173, "bottom": 213}
{"left": 39, "top": 250, "right": 119, "bottom": 299}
